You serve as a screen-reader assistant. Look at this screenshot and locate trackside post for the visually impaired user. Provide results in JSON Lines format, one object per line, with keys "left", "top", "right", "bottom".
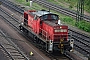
{"left": 70, "top": 39, "right": 74, "bottom": 52}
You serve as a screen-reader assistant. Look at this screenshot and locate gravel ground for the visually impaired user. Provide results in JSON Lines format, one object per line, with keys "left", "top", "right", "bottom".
{"left": 0, "top": 2, "right": 51, "bottom": 60}
{"left": 4, "top": 0, "right": 89, "bottom": 60}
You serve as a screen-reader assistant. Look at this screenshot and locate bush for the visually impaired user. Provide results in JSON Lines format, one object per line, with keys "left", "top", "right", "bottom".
{"left": 78, "top": 21, "right": 90, "bottom": 32}
{"left": 25, "top": 2, "right": 30, "bottom": 6}
{"left": 62, "top": 16, "right": 73, "bottom": 22}
{"left": 62, "top": 16, "right": 90, "bottom": 32}
{"left": 61, "top": 16, "right": 75, "bottom": 26}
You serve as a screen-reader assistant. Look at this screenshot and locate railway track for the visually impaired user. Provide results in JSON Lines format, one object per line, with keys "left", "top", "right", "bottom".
{"left": 0, "top": 0, "right": 90, "bottom": 59}
{"left": 0, "top": 7, "right": 20, "bottom": 29}
{"left": 69, "top": 29, "right": 90, "bottom": 56}
{"left": 32, "top": 0, "right": 90, "bottom": 22}
{"left": 0, "top": 8, "right": 37, "bottom": 60}
{"left": 0, "top": 29, "right": 29, "bottom": 60}
{"left": 32, "top": 0, "right": 90, "bottom": 57}
{"left": 0, "top": 0, "right": 24, "bottom": 14}
{"left": 1, "top": 0, "right": 90, "bottom": 22}
{"left": 0, "top": 2, "right": 73, "bottom": 60}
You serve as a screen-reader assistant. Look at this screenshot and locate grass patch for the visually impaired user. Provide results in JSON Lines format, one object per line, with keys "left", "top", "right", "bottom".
{"left": 61, "top": 16, "right": 75, "bottom": 26}
{"left": 48, "top": 0, "right": 90, "bottom": 13}
{"left": 24, "top": 2, "right": 30, "bottom": 6}
{"left": 15, "top": 0, "right": 90, "bottom": 33}
{"left": 15, "top": 0, "right": 25, "bottom": 4}
{"left": 77, "top": 21, "right": 90, "bottom": 32}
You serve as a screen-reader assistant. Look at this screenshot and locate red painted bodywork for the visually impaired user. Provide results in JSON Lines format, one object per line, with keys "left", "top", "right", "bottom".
{"left": 23, "top": 10, "right": 68, "bottom": 42}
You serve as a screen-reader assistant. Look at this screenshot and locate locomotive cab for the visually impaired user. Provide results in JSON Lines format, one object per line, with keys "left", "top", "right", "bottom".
{"left": 19, "top": 10, "right": 73, "bottom": 53}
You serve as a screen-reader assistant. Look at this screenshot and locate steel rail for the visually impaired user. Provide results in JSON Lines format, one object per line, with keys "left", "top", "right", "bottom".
{"left": 0, "top": 10, "right": 29, "bottom": 60}
{"left": 32, "top": 0, "right": 90, "bottom": 22}
{"left": 0, "top": 8, "right": 70, "bottom": 60}
{"left": 0, "top": 2, "right": 72, "bottom": 60}
{"left": 72, "top": 36, "right": 90, "bottom": 54}
{"left": 1, "top": 0, "right": 90, "bottom": 59}
{"left": 1, "top": 0, "right": 90, "bottom": 22}
{"left": 69, "top": 28, "right": 90, "bottom": 56}
{"left": 64, "top": 51, "right": 75, "bottom": 60}
{"left": 0, "top": 0, "right": 24, "bottom": 14}
{"left": 0, "top": 44, "right": 14, "bottom": 60}
{"left": 36, "top": 0, "right": 90, "bottom": 54}
{"left": 0, "top": 29, "right": 29, "bottom": 60}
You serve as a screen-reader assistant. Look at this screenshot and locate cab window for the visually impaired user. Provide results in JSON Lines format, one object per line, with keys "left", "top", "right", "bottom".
{"left": 40, "top": 14, "right": 59, "bottom": 21}
{"left": 51, "top": 15, "right": 58, "bottom": 20}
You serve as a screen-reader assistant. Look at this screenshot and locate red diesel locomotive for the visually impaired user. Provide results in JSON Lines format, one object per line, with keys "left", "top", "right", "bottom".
{"left": 19, "top": 10, "right": 73, "bottom": 53}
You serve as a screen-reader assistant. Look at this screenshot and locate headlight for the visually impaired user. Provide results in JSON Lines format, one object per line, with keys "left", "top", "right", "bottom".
{"left": 21, "top": 22, "right": 24, "bottom": 25}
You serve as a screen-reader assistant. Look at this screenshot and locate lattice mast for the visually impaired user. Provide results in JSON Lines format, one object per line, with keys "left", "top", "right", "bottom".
{"left": 76, "top": 0, "right": 84, "bottom": 22}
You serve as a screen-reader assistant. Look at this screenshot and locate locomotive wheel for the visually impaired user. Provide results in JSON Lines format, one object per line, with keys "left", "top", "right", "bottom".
{"left": 33, "top": 36, "right": 37, "bottom": 43}
{"left": 19, "top": 26, "right": 24, "bottom": 32}
{"left": 23, "top": 29, "right": 28, "bottom": 34}
{"left": 40, "top": 41, "right": 45, "bottom": 49}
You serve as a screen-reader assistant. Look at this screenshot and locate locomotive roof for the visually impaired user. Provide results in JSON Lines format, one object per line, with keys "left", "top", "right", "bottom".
{"left": 44, "top": 21, "right": 67, "bottom": 27}
{"left": 44, "top": 21, "right": 59, "bottom": 26}
{"left": 32, "top": 10, "right": 52, "bottom": 16}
